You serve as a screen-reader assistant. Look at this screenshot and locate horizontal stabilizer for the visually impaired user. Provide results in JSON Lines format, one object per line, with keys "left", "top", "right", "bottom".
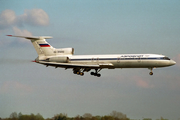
{"left": 7, "top": 35, "right": 52, "bottom": 40}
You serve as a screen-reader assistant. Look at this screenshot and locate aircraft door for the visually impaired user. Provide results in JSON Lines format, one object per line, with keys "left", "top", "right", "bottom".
{"left": 92, "top": 57, "right": 99, "bottom": 63}
{"left": 138, "top": 56, "right": 141, "bottom": 62}
{"left": 97, "top": 57, "right": 99, "bottom": 63}
{"left": 117, "top": 57, "right": 120, "bottom": 63}
{"left": 92, "top": 58, "right": 95, "bottom": 62}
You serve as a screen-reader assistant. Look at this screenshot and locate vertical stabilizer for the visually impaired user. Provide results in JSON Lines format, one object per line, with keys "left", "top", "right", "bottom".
{"left": 31, "top": 38, "right": 55, "bottom": 56}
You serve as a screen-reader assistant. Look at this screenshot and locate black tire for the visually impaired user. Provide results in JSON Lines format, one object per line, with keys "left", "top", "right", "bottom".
{"left": 149, "top": 72, "right": 153, "bottom": 75}
{"left": 91, "top": 72, "right": 95, "bottom": 75}
{"left": 97, "top": 74, "right": 101, "bottom": 77}
{"left": 80, "top": 72, "right": 84, "bottom": 76}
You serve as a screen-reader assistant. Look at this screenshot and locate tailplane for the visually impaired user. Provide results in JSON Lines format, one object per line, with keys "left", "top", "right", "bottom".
{"left": 7, "top": 35, "right": 54, "bottom": 56}
{"left": 7, "top": 35, "right": 74, "bottom": 57}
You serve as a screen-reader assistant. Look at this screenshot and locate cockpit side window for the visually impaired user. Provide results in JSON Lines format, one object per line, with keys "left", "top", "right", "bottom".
{"left": 163, "top": 57, "right": 170, "bottom": 60}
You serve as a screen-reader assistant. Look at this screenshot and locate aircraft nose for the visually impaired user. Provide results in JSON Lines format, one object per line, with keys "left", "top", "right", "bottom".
{"left": 170, "top": 60, "right": 176, "bottom": 65}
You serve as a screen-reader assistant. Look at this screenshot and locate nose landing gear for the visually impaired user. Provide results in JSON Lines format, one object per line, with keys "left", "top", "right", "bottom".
{"left": 149, "top": 72, "right": 153, "bottom": 75}
{"left": 149, "top": 68, "right": 153, "bottom": 75}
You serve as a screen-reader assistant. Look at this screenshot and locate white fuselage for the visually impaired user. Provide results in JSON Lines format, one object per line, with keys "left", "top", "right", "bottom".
{"left": 67, "top": 54, "right": 175, "bottom": 68}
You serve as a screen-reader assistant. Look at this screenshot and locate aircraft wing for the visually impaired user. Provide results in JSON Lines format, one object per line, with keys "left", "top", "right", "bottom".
{"left": 38, "top": 61, "right": 114, "bottom": 69}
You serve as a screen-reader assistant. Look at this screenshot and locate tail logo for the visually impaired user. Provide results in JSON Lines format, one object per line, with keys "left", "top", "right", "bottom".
{"left": 39, "top": 44, "right": 50, "bottom": 47}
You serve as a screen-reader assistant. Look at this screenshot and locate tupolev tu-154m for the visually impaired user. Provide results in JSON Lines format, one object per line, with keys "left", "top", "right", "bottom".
{"left": 7, "top": 35, "right": 176, "bottom": 77}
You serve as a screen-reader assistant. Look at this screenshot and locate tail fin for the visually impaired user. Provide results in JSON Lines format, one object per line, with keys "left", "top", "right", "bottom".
{"left": 7, "top": 35, "right": 55, "bottom": 56}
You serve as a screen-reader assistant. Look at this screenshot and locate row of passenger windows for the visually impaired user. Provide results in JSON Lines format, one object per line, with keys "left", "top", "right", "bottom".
{"left": 74, "top": 57, "right": 171, "bottom": 60}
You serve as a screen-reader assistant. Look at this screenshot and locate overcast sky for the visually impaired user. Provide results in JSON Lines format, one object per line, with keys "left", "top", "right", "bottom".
{"left": 0, "top": 0, "right": 180, "bottom": 119}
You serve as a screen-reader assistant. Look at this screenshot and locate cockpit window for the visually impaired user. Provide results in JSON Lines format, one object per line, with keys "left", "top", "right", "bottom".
{"left": 163, "top": 57, "right": 170, "bottom": 60}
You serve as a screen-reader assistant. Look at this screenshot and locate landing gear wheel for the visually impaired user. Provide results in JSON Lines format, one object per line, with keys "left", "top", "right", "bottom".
{"left": 97, "top": 74, "right": 101, "bottom": 77}
{"left": 80, "top": 72, "right": 84, "bottom": 76}
{"left": 149, "top": 72, "right": 153, "bottom": 75}
{"left": 91, "top": 72, "right": 95, "bottom": 75}
{"left": 73, "top": 68, "right": 85, "bottom": 76}
{"left": 77, "top": 71, "right": 80, "bottom": 75}
{"left": 90, "top": 71, "right": 101, "bottom": 77}
{"left": 148, "top": 68, "right": 154, "bottom": 76}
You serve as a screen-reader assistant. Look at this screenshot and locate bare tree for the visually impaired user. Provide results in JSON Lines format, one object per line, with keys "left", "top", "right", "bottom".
{"left": 74, "top": 115, "right": 81, "bottom": 120}
{"left": 83, "top": 113, "right": 93, "bottom": 119}
{"left": 10, "top": 112, "right": 18, "bottom": 119}
{"left": 18, "top": 112, "right": 22, "bottom": 118}
{"left": 110, "top": 111, "right": 127, "bottom": 119}
{"left": 54, "top": 113, "right": 67, "bottom": 120}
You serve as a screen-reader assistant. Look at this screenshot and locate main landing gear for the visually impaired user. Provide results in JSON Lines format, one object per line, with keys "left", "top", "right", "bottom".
{"left": 90, "top": 69, "right": 101, "bottom": 77}
{"left": 73, "top": 68, "right": 102, "bottom": 77}
{"left": 149, "top": 68, "right": 153, "bottom": 75}
{"left": 73, "top": 68, "right": 91, "bottom": 76}
{"left": 73, "top": 68, "right": 84, "bottom": 76}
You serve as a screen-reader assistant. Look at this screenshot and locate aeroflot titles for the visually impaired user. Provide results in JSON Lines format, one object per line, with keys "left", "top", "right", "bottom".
{"left": 120, "top": 55, "right": 144, "bottom": 58}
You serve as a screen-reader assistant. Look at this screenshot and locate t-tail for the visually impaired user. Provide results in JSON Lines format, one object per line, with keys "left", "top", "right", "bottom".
{"left": 7, "top": 35, "right": 74, "bottom": 60}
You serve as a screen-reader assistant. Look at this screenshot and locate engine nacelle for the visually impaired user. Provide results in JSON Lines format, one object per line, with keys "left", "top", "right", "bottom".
{"left": 55, "top": 48, "right": 74, "bottom": 55}
{"left": 47, "top": 56, "right": 69, "bottom": 63}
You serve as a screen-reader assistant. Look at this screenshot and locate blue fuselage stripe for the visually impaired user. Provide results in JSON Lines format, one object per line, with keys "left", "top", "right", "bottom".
{"left": 69, "top": 57, "right": 168, "bottom": 61}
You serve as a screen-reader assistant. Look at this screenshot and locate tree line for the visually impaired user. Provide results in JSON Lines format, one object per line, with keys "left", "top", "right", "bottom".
{"left": 1, "top": 111, "right": 130, "bottom": 120}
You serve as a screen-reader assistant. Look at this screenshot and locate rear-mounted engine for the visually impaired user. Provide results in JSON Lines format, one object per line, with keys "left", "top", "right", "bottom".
{"left": 46, "top": 56, "right": 69, "bottom": 63}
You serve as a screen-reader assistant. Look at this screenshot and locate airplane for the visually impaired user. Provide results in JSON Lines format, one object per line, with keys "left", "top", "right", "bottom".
{"left": 7, "top": 35, "right": 176, "bottom": 77}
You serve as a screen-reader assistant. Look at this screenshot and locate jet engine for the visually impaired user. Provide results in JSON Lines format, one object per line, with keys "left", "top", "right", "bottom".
{"left": 47, "top": 56, "right": 69, "bottom": 63}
